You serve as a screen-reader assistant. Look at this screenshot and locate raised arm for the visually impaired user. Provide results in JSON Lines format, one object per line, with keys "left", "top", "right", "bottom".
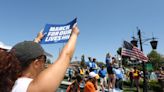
{"left": 28, "top": 26, "right": 79, "bottom": 92}
{"left": 34, "top": 29, "right": 44, "bottom": 43}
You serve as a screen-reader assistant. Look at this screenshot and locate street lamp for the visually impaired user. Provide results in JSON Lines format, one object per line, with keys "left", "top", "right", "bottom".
{"left": 150, "top": 38, "right": 158, "bottom": 49}
{"left": 131, "top": 36, "right": 138, "bottom": 47}
{"left": 131, "top": 27, "right": 158, "bottom": 92}
{"left": 131, "top": 37, "right": 158, "bottom": 50}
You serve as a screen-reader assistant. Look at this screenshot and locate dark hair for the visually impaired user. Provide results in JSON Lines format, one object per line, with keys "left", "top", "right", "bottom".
{"left": 76, "top": 74, "right": 83, "bottom": 83}
{"left": 67, "top": 75, "right": 82, "bottom": 92}
{"left": 106, "top": 53, "right": 111, "bottom": 58}
{"left": 112, "top": 57, "right": 115, "bottom": 59}
{"left": 93, "top": 58, "right": 96, "bottom": 62}
{"left": 88, "top": 57, "right": 92, "bottom": 61}
{"left": 21, "top": 55, "right": 46, "bottom": 71}
{"left": 0, "top": 51, "right": 21, "bottom": 92}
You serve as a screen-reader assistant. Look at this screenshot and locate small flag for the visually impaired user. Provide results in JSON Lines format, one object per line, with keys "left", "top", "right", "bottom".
{"left": 121, "top": 41, "right": 148, "bottom": 62}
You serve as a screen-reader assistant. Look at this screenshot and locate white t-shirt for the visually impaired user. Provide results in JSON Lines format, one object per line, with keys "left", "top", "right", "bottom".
{"left": 12, "top": 77, "right": 33, "bottom": 92}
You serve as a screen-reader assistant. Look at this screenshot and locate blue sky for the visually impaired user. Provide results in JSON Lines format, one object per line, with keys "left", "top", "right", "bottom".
{"left": 0, "top": 0, "right": 164, "bottom": 63}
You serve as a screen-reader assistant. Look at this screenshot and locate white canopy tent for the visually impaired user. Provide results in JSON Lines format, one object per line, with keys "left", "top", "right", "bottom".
{"left": 0, "top": 41, "right": 12, "bottom": 50}
{"left": 0, "top": 41, "right": 53, "bottom": 57}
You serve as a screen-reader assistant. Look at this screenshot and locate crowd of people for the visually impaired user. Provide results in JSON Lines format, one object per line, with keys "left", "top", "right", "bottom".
{"left": 66, "top": 53, "right": 164, "bottom": 92}
{"left": 66, "top": 53, "right": 125, "bottom": 92}
{"left": 66, "top": 57, "right": 100, "bottom": 92}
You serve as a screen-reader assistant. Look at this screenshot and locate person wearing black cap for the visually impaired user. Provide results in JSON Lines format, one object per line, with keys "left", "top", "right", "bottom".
{"left": 10, "top": 25, "right": 79, "bottom": 92}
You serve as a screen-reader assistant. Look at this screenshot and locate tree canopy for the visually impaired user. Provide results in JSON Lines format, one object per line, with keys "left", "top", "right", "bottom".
{"left": 147, "top": 50, "right": 164, "bottom": 70}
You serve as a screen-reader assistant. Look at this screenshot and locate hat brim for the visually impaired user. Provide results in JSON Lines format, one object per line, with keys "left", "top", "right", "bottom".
{"left": 95, "top": 74, "right": 99, "bottom": 79}
{"left": 44, "top": 51, "right": 53, "bottom": 57}
{"left": 89, "top": 72, "right": 99, "bottom": 79}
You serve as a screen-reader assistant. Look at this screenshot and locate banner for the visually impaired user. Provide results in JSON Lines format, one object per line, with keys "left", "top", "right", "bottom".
{"left": 40, "top": 18, "right": 77, "bottom": 44}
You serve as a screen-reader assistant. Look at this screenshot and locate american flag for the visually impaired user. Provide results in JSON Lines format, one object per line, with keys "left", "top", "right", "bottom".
{"left": 121, "top": 41, "right": 148, "bottom": 62}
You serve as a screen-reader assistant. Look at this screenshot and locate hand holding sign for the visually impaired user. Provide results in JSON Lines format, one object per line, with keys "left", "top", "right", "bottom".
{"left": 34, "top": 29, "right": 45, "bottom": 43}
{"left": 71, "top": 24, "right": 80, "bottom": 36}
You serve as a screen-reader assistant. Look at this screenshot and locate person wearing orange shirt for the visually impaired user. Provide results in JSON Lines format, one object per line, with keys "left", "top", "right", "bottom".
{"left": 84, "top": 72, "right": 99, "bottom": 92}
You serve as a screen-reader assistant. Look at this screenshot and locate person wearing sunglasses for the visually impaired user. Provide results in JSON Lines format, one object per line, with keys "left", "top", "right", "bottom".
{"left": 0, "top": 25, "right": 79, "bottom": 92}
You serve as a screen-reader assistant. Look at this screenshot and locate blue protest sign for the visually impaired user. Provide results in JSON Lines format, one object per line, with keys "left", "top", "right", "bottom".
{"left": 40, "top": 18, "right": 77, "bottom": 44}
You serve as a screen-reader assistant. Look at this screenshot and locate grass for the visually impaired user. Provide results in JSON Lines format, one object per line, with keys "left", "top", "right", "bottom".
{"left": 123, "top": 86, "right": 141, "bottom": 92}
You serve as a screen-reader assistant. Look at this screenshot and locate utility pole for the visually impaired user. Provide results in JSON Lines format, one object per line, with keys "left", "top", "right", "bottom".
{"left": 138, "top": 29, "right": 148, "bottom": 92}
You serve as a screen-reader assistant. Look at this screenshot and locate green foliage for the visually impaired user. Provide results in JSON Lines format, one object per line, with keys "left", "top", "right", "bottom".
{"left": 80, "top": 54, "right": 86, "bottom": 68}
{"left": 159, "top": 55, "right": 164, "bottom": 67}
{"left": 148, "top": 50, "right": 160, "bottom": 62}
{"left": 123, "top": 80, "right": 162, "bottom": 91}
{"left": 96, "top": 61, "right": 105, "bottom": 68}
{"left": 147, "top": 50, "right": 163, "bottom": 70}
{"left": 148, "top": 80, "right": 162, "bottom": 91}
{"left": 122, "top": 56, "right": 129, "bottom": 66}
{"left": 81, "top": 54, "right": 85, "bottom": 62}
{"left": 117, "top": 47, "right": 122, "bottom": 55}
{"left": 160, "top": 56, "right": 164, "bottom": 61}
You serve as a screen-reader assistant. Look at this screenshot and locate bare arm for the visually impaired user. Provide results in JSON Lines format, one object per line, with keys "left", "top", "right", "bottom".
{"left": 28, "top": 26, "right": 79, "bottom": 92}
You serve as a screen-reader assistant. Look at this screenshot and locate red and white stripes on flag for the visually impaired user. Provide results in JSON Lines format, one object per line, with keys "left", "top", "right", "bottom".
{"left": 121, "top": 41, "right": 148, "bottom": 62}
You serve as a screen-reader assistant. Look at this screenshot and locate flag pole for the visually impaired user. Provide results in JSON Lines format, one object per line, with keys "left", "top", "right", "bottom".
{"left": 137, "top": 28, "right": 148, "bottom": 92}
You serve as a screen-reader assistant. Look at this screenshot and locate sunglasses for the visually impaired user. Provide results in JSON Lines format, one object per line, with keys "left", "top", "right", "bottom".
{"left": 36, "top": 55, "right": 47, "bottom": 63}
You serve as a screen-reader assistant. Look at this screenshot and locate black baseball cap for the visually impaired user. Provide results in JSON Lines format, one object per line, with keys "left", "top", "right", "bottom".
{"left": 10, "top": 41, "right": 45, "bottom": 66}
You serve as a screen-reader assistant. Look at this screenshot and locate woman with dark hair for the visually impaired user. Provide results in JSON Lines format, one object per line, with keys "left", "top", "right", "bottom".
{"left": 66, "top": 74, "right": 83, "bottom": 92}
{"left": 0, "top": 51, "right": 21, "bottom": 92}
{"left": 12, "top": 26, "right": 79, "bottom": 92}
{"left": 0, "top": 25, "right": 79, "bottom": 92}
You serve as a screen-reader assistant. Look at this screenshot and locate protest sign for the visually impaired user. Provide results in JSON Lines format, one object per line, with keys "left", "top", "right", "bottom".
{"left": 40, "top": 18, "right": 77, "bottom": 44}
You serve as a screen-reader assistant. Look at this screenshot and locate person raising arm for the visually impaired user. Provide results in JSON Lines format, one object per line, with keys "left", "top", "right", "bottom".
{"left": 11, "top": 25, "right": 79, "bottom": 92}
